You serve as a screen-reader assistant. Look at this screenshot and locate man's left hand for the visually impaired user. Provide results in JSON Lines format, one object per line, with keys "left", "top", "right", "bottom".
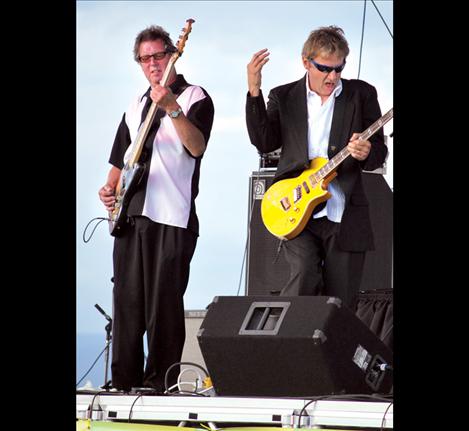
{"left": 150, "top": 84, "right": 178, "bottom": 112}
{"left": 347, "top": 133, "right": 371, "bottom": 161}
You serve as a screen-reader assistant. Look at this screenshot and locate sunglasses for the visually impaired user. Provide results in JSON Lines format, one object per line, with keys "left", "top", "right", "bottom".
{"left": 309, "top": 58, "right": 346, "bottom": 74}
{"left": 138, "top": 51, "right": 169, "bottom": 63}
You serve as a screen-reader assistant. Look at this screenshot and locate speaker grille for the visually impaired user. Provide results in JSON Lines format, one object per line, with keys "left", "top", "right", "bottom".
{"left": 246, "top": 171, "right": 290, "bottom": 295}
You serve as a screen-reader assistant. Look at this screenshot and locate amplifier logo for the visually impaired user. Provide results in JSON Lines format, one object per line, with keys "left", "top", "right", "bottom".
{"left": 252, "top": 179, "right": 266, "bottom": 200}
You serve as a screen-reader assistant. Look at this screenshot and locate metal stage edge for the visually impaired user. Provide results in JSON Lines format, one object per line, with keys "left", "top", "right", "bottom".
{"left": 76, "top": 393, "right": 393, "bottom": 429}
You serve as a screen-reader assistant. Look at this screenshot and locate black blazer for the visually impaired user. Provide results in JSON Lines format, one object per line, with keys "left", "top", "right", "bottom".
{"left": 245, "top": 74, "right": 388, "bottom": 251}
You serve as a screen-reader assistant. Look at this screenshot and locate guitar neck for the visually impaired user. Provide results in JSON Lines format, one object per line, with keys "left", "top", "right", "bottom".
{"left": 314, "top": 107, "right": 393, "bottom": 181}
{"left": 127, "top": 63, "right": 176, "bottom": 167}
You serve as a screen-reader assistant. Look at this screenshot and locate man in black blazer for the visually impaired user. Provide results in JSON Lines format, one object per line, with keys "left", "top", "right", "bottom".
{"left": 245, "top": 26, "right": 388, "bottom": 307}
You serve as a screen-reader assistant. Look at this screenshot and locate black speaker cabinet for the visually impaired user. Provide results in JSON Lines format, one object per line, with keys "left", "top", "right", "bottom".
{"left": 246, "top": 171, "right": 290, "bottom": 295}
{"left": 197, "top": 295, "right": 393, "bottom": 397}
{"left": 360, "top": 172, "right": 393, "bottom": 291}
{"left": 245, "top": 170, "right": 393, "bottom": 295}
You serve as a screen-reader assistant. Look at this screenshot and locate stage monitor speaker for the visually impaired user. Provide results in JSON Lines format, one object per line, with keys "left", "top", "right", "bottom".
{"left": 246, "top": 170, "right": 290, "bottom": 296}
{"left": 197, "top": 295, "right": 393, "bottom": 397}
{"left": 245, "top": 170, "right": 393, "bottom": 295}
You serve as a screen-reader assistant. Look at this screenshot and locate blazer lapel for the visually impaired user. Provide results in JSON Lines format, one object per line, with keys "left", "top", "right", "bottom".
{"left": 286, "top": 75, "right": 309, "bottom": 163}
{"left": 328, "top": 80, "right": 354, "bottom": 158}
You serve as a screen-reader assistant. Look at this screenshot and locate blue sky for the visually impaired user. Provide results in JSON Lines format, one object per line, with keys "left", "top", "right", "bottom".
{"left": 76, "top": 0, "right": 393, "bottom": 336}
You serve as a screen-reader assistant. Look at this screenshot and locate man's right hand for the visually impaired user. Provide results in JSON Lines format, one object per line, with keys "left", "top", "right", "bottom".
{"left": 247, "top": 48, "right": 270, "bottom": 97}
{"left": 99, "top": 166, "right": 121, "bottom": 211}
{"left": 98, "top": 184, "right": 116, "bottom": 212}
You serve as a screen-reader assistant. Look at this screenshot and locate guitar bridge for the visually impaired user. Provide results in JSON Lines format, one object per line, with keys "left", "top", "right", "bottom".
{"left": 280, "top": 197, "right": 291, "bottom": 211}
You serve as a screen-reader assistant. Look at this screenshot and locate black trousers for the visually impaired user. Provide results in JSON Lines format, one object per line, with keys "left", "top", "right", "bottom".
{"left": 281, "top": 216, "right": 365, "bottom": 308}
{"left": 111, "top": 216, "right": 197, "bottom": 392}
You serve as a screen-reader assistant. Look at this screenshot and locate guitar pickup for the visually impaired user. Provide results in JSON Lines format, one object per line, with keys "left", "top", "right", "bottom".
{"left": 280, "top": 197, "right": 291, "bottom": 211}
{"left": 293, "top": 186, "right": 302, "bottom": 203}
{"left": 302, "top": 181, "right": 310, "bottom": 193}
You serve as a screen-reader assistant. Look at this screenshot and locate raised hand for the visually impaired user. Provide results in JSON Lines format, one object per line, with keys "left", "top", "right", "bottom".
{"left": 247, "top": 48, "right": 270, "bottom": 97}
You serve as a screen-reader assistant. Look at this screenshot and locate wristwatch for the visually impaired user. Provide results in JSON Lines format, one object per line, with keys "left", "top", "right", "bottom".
{"left": 168, "top": 107, "right": 183, "bottom": 118}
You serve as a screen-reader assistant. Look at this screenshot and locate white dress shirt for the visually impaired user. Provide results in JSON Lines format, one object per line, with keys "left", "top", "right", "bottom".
{"left": 305, "top": 74, "right": 345, "bottom": 222}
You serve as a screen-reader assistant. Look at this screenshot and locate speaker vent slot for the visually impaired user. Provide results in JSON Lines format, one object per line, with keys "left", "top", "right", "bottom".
{"left": 239, "top": 301, "right": 290, "bottom": 335}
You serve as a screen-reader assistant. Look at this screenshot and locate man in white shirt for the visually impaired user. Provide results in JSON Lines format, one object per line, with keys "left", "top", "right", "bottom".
{"left": 98, "top": 25, "right": 214, "bottom": 393}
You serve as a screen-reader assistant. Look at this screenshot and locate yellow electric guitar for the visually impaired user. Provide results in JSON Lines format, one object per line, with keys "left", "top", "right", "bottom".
{"left": 261, "top": 108, "right": 393, "bottom": 240}
{"left": 108, "top": 19, "right": 195, "bottom": 236}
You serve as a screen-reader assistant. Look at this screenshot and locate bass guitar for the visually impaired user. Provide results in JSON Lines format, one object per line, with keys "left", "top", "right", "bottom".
{"left": 261, "top": 108, "right": 393, "bottom": 240}
{"left": 108, "top": 19, "right": 195, "bottom": 236}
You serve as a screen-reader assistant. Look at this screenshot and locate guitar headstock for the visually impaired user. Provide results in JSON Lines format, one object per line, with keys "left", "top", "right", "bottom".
{"left": 171, "top": 18, "right": 195, "bottom": 60}
{"left": 159, "top": 19, "right": 195, "bottom": 87}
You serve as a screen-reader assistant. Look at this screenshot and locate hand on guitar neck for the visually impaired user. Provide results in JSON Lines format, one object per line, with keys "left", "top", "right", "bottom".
{"left": 347, "top": 132, "right": 371, "bottom": 161}
{"left": 150, "top": 83, "right": 179, "bottom": 114}
{"left": 149, "top": 82, "right": 206, "bottom": 158}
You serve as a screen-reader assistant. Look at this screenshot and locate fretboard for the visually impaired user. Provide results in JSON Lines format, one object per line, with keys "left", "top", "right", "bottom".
{"left": 127, "top": 62, "right": 176, "bottom": 167}
{"left": 312, "top": 107, "right": 393, "bottom": 182}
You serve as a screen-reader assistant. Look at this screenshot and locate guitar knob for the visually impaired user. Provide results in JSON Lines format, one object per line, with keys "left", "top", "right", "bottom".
{"left": 289, "top": 217, "right": 296, "bottom": 223}
{"left": 293, "top": 207, "right": 300, "bottom": 213}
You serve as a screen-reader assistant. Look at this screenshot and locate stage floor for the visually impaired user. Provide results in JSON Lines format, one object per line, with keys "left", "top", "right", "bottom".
{"left": 76, "top": 391, "right": 393, "bottom": 429}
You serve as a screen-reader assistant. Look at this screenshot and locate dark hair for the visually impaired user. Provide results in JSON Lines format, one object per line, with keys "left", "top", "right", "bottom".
{"left": 302, "top": 25, "right": 350, "bottom": 60}
{"left": 133, "top": 25, "right": 177, "bottom": 62}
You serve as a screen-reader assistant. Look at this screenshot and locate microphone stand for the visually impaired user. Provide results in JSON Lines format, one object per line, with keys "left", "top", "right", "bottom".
{"left": 95, "top": 304, "right": 112, "bottom": 389}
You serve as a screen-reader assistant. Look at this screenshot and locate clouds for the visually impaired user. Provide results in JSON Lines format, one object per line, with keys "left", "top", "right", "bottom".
{"left": 77, "top": 0, "right": 393, "bottom": 333}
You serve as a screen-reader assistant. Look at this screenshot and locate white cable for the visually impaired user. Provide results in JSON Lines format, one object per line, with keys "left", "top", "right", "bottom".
{"left": 177, "top": 367, "right": 203, "bottom": 392}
